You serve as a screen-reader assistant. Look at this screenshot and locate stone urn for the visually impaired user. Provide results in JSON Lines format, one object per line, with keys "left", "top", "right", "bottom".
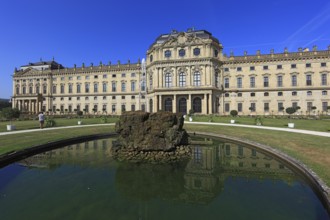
{"left": 230, "top": 119, "right": 235, "bottom": 124}
{"left": 288, "top": 123, "right": 294, "bottom": 128}
{"left": 6, "top": 124, "right": 16, "bottom": 131}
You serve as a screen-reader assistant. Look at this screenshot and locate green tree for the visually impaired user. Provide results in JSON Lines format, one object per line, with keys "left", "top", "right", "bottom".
{"left": 0, "top": 107, "right": 20, "bottom": 124}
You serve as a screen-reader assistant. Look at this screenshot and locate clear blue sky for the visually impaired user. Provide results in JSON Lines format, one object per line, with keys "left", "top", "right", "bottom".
{"left": 1, "top": 0, "right": 330, "bottom": 99}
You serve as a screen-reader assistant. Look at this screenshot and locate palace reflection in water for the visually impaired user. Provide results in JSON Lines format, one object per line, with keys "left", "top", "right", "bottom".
{"left": 18, "top": 136, "right": 296, "bottom": 204}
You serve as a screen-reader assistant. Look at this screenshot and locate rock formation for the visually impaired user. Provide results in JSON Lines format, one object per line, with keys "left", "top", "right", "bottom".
{"left": 113, "top": 111, "right": 191, "bottom": 163}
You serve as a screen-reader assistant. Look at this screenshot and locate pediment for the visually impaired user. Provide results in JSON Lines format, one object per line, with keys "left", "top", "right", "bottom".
{"left": 162, "top": 32, "right": 205, "bottom": 48}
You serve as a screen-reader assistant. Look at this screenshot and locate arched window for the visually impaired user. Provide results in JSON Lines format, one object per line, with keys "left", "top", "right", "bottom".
{"left": 164, "top": 50, "right": 171, "bottom": 58}
{"left": 178, "top": 98, "right": 187, "bottom": 114}
{"left": 61, "top": 84, "right": 65, "bottom": 94}
{"left": 16, "top": 87, "right": 20, "bottom": 95}
{"left": 22, "top": 86, "right": 26, "bottom": 94}
{"left": 29, "top": 86, "right": 33, "bottom": 94}
{"left": 164, "top": 98, "right": 172, "bottom": 112}
{"left": 193, "top": 48, "right": 200, "bottom": 56}
{"left": 68, "top": 84, "right": 73, "bottom": 93}
{"left": 179, "top": 72, "right": 186, "bottom": 87}
{"left": 94, "top": 83, "right": 98, "bottom": 93}
{"left": 165, "top": 73, "right": 172, "bottom": 88}
{"left": 193, "top": 72, "right": 201, "bottom": 86}
{"left": 193, "top": 97, "right": 202, "bottom": 113}
{"left": 36, "top": 85, "right": 40, "bottom": 94}
{"left": 179, "top": 49, "right": 185, "bottom": 57}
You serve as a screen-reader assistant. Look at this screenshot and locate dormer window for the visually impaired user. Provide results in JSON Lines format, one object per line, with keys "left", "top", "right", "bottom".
{"left": 164, "top": 50, "right": 171, "bottom": 58}
{"left": 179, "top": 49, "right": 185, "bottom": 57}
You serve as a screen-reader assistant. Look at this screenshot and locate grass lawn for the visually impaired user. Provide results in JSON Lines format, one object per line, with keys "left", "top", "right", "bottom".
{"left": 0, "top": 117, "right": 329, "bottom": 186}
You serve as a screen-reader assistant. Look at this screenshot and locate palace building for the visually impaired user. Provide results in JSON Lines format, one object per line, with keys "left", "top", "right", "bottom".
{"left": 11, "top": 29, "right": 330, "bottom": 115}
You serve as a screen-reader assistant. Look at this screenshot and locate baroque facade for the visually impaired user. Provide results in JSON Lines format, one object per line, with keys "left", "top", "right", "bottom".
{"left": 11, "top": 29, "right": 330, "bottom": 115}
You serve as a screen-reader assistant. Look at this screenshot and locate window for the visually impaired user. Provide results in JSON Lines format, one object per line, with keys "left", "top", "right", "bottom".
{"left": 61, "top": 84, "right": 65, "bottom": 94}
{"left": 225, "top": 93, "right": 230, "bottom": 97}
{"left": 131, "top": 95, "right": 135, "bottom": 99}
{"left": 193, "top": 48, "right": 200, "bottom": 56}
{"left": 102, "top": 83, "right": 107, "bottom": 92}
{"left": 131, "top": 81, "right": 136, "bottom": 91}
{"left": 291, "top": 64, "right": 296, "bottom": 68}
{"left": 238, "top": 103, "right": 243, "bottom": 112}
{"left": 237, "top": 93, "right": 242, "bottom": 97}
{"left": 322, "top": 102, "right": 328, "bottom": 112}
{"left": 193, "top": 72, "right": 201, "bottom": 86}
{"left": 224, "top": 68, "right": 229, "bottom": 72}
{"left": 250, "top": 93, "right": 255, "bottom": 97}
{"left": 193, "top": 97, "right": 202, "bottom": 113}
{"left": 322, "top": 91, "right": 327, "bottom": 95}
{"left": 164, "top": 50, "right": 171, "bottom": 58}
{"left": 112, "top": 105, "right": 116, "bottom": 113}
{"left": 307, "top": 102, "right": 313, "bottom": 111}
{"left": 35, "top": 86, "right": 40, "bottom": 94}
{"left": 121, "top": 82, "right": 126, "bottom": 92}
{"left": 321, "top": 62, "right": 327, "bottom": 67}
{"left": 43, "top": 85, "right": 47, "bottom": 94}
{"left": 61, "top": 77, "right": 65, "bottom": 81}
{"left": 112, "top": 74, "right": 116, "bottom": 78}
{"left": 307, "top": 91, "right": 312, "bottom": 96}
{"left": 306, "top": 75, "right": 312, "bottom": 86}
{"left": 237, "top": 67, "right": 242, "bottom": 71}
{"left": 224, "top": 78, "right": 229, "bottom": 88}
{"left": 164, "top": 98, "right": 172, "bottom": 112}
{"left": 250, "top": 77, "right": 255, "bottom": 88}
{"left": 77, "top": 84, "right": 81, "bottom": 93}
{"left": 292, "top": 91, "right": 297, "bottom": 96}
{"left": 264, "top": 103, "right": 269, "bottom": 112}
{"left": 149, "top": 55, "right": 153, "bottom": 62}
{"left": 250, "top": 66, "right": 255, "bottom": 71}
{"left": 277, "top": 65, "right": 282, "bottom": 69}
{"left": 52, "top": 85, "right": 56, "bottom": 94}
{"left": 28, "top": 86, "right": 32, "bottom": 94}
{"left": 292, "top": 102, "right": 298, "bottom": 109}
{"left": 225, "top": 103, "right": 230, "bottom": 112}
{"left": 85, "top": 97, "right": 89, "bottom": 100}
{"left": 112, "top": 82, "right": 116, "bottom": 92}
{"left": 131, "top": 104, "right": 135, "bottom": 111}
{"left": 131, "top": 73, "right": 136, "bottom": 77}
{"left": 278, "top": 92, "right": 283, "bottom": 96}
{"left": 264, "top": 92, "right": 269, "bottom": 96}
{"left": 214, "top": 49, "right": 218, "bottom": 57}
{"left": 278, "top": 102, "right": 284, "bottom": 111}
{"left": 94, "top": 83, "right": 98, "bottom": 93}
{"left": 237, "top": 77, "right": 242, "bottom": 88}
{"left": 94, "top": 75, "right": 98, "bottom": 79}
{"left": 121, "top": 73, "right": 126, "bottom": 77}
{"left": 121, "top": 96, "right": 125, "bottom": 99}
{"left": 263, "top": 76, "right": 269, "bottom": 87}
{"left": 292, "top": 75, "right": 297, "bottom": 86}
{"left": 306, "top": 63, "right": 311, "bottom": 68}
{"left": 263, "top": 65, "right": 268, "bottom": 70}
{"left": 121, "top": 104, "right": 126, "bottom": 113}
{"left": 178, "top": 49, "right": 185, "bottom": 57}
{"left": 250, "top": 103, "right": 256, "bottom": 112}
{"left": 112, "top": 96, "right": 116, "bottom": 100}
{"left": 277, "top": 75, "right": 283, "bottom": 87}
{"left": 321, "top": 74, "right": 327, "bottom": 86}
{"left": 102, "top": 74, "right": 107, "bottom": 79}
{"left": 165, "top": 73, "right": 172, "bottom": 87}
{"left": 94, "top": 96, "right": 97, "bottom": 100}
{"left": 16, "top": 87, "right": 19, "bottom": 94}
{"left": 23, "top": 86, "right": 26, "bottom": 94}
{"left": 85, "top": 76, "right": 90, "bottom": 80}
{"left": 178, "top": 72, "right": 186, "bottom": 87}
{"left": 68, "top": 84, "right": 73, "bottom": 93}
{"left": 85, "top": 83, "right": 90, "bottom": 93}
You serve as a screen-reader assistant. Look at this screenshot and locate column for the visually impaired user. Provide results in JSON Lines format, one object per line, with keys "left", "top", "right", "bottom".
{"left": 204, "top": 65, "right": 208, "bottom": 86}
{"left": 208, "top": 93, "right": 213, "bottom": 114}
{"left": 203, "top": 93, "right": 207, "bottom": 114}
{"left": 173, "top": 95, "right": 177, "bottom": 113}
{"left": 187, "top": 94, "right": 192, "bottom": 112}
{"left": 159, "top": 95, "right": 162, "bottom": 111}
{"left": 156, "top": 68, "right": 159, "bottom": 88}
{"left": 173, "top": 67, "right": 177, "bottom": 87}
{"left": 160, "top": 69, "right": 163, "bottom": 88}
{"left": 187, "top": 66, "right": 191, "bottom": 87}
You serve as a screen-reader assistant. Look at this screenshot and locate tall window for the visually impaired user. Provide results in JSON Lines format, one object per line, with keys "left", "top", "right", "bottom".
{"left": 68, "top": 84, "right": 73, "bottom": 93}
{"left": 264, "top": 103, "right": 269, "bottom": 112}
{"left": 164, "top": 98, "right": 172, "bottom": 112}
{"left": 291, "top": 75, "right": 297, "bottom": 86}
{"left": 306, "top": 74, "right": 312, "bottom": 86}
{"left": 250, "top": 76, "right": 255, "bottom": 88}
{"left": 28, "top": 86, "right": 32, "bottom": 94}
{"left": 77, "top": 84, "right": 81, "bottom": 93}
{"left": 225, "top": 103, "right": 230, "bottom": 112}
{"left": 36, "top": 86, "right": 40, "bottom": 94}
{"left": 85, "top": 83, "right": 89, "bottom": 93}
{"left": 263, "top": 76, "right": 269, "bottom": 87}
{"left": 61, "top": 84, "right": 65, "bottom": 94}
{"left": 112, "top": 82, "right": 116, "bottom": 92}
{"left": 94, "top": 83, "right": 98, "bottom": 93}
{"left": 179, "top": 72, "right": 186, "bottom": 87}
{"left": 250, "top": 103, "right": 256, "bottom": 112}
{"left": 16, "top": 87, "right": 19, "bottom": 95}
{"left": 165, "top": 73, "right": 172, "bottom": 87}
{"left": 52, "top": 85, "right": 56, "bottom": 94}
{"left": 43, "top": 85, "right": 47, "bottom": 94}
{"left": 141, "top": 81, "right": 146, "bottom": 91}
{"left": 193, "top": 72, "right": 201, "bottom": 86}
{"left": 193, "top": 97, "right": 202, "bottom": 113}
{"left": 23, "top": 86, "right": 26, "bottom": 94}
{"left": 131, "top": 81, "right": 136, "bottom": 91}
{"left": 121, "top": 82, "right": 126, "bottom": 92}
{"left": 321, "top": 74, "right": 327, "bottom": 86}
{"left": 307, "top": 102, "right": 313, "bottom": 111}
{"left": 224, "top": 78, "right": 229, "bottom": 88}
{"left": 237, "top": 77, "right": 242, "bottom": 88}
{"left": 238, "top": 103, "right": 243, "bottom": 112}
{"left": 278, "top": 102, "right": 284, "bottom": 111}
{"left": 112, "top": 104, "right": 116, "bottom": 113}
{"left": 102, "top": 83, "right": 107, "bottom": 92}
{"left": 277, "top": 75, "right": 283, "bottom": 87}
{"left": 322, "top": 102, "right": 328, "bottom": 112}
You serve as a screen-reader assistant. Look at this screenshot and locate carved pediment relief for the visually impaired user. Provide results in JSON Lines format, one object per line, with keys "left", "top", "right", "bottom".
{"left": 162, "top": 32, "right": 205, "bottom": 48}
{"left": 163, "top": 66, "right": 174, "bottom": 74}
{"left": 191, "top": 65, "right": 202, "bottom": 73}
{"left": 177, "top": 66, "right": 187, "bottom": 73}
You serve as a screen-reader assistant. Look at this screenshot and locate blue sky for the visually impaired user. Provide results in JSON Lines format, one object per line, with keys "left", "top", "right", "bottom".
{"left": 1, "top": 0, "right": 330, "bottom": 99}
